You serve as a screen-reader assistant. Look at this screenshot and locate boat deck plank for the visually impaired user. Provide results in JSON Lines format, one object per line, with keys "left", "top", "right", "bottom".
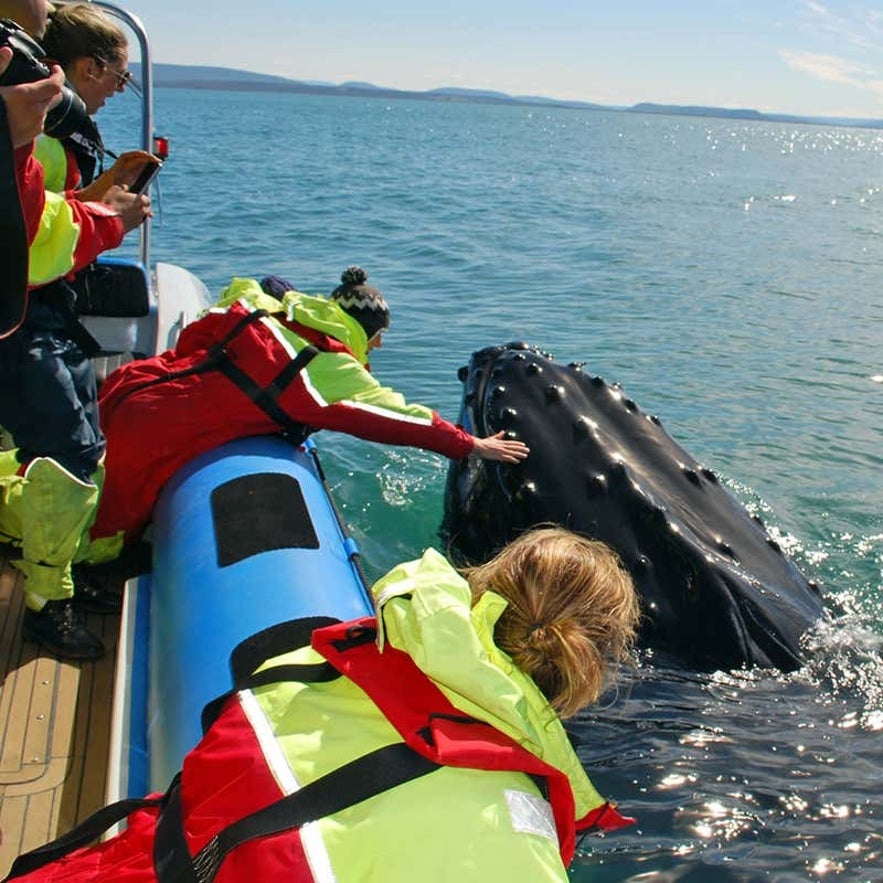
{"left": 0, "top": 554, "right": 120, "bottom": 878}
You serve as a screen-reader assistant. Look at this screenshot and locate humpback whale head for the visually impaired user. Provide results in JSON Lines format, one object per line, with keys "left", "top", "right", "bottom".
{"left": 440, "top": 342, "right": 826, "bottom": 672}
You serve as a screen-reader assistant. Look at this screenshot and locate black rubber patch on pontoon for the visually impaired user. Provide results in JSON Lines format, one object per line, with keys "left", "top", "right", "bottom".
{"left": 211, "top": 472, "right": 319, "bottom": 567}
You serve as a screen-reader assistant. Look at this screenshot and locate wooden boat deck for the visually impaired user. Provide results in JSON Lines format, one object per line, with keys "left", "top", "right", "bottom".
{"left": 0, "top": 553, "right": 121, "bottom": 877}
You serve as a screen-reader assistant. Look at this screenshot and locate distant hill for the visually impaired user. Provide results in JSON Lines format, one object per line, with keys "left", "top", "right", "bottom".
{"left": 630, "top": 102, "right": 764, "bottom": 120}
{"left": 629, "top": 102, "right": 881, "bottom": 128}
{"left": 136, "top": 63, "right": 882, "bottom": 130}
{"left": 141, "top": 63, "right": 294, "bottom": 85}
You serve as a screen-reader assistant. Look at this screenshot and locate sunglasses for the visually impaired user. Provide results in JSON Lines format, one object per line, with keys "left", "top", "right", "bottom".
{"left": 94, "top": 56, "right": 142, "bottom": 96}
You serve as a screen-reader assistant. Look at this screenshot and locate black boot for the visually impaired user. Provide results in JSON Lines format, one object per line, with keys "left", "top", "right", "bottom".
{"left": 73, "top": 564, "right": 122, "bottom": 615}
{"left": 22, "top": 599, "right": 105, "bottom": 660}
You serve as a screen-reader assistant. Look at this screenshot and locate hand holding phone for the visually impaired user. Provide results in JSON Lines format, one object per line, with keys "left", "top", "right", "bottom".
{"left": 130, "top": 156, "right": 162, "bottom": 195}
{"left": 103, "top": 185, "right": 152, "bottom": 232}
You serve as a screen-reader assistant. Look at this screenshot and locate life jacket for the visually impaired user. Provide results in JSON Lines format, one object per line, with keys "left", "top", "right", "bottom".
{"left": 3, "top": 616, "right": 633, "bottom": 883}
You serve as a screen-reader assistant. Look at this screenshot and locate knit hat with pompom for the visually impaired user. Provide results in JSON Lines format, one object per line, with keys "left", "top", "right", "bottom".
{"left": 330, "top": 266, "right": 390, "bottom": 340}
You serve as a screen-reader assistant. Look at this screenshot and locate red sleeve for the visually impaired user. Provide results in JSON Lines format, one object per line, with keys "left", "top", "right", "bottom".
{"left": 293, "top": 394, "right": 476, "bottom": 459}
{"left": 14, "top": 143, "right": 45, "bottom": 245}
{"left": 66, "top": 200, "right": 125, "bottom": 272}
{"left": 347, "top": 409, "right": 475, "bottom": 459}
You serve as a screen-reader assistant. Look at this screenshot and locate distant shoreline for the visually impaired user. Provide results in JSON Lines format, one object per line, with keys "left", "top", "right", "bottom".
{"left": 144, "top": 63, "right": 883, "bottom": 130}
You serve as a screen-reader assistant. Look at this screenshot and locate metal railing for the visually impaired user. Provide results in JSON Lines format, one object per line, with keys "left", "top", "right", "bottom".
{"left": 88, "top": 0, "right": 155, "bottom": 269}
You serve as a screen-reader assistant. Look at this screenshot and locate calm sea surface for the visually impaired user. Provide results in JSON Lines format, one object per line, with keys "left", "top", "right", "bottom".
{"left": 105, "top": 88, "right": 883, "bottom": 881}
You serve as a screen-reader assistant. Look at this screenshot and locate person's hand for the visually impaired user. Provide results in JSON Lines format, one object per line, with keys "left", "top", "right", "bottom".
{"left": 0, "top": 50, "right": 65, "bottom": 149}
{"left": 111, "top": 150, "right": 157, "bottom": 187}
{"left": 76, "top": 151, "right": 156, "bottom": 202}
{"left": 101, "top": 185, "right": 151, "bottom": 233}
{"left": 471, "top": 431, "right": 530, "bottom": 464}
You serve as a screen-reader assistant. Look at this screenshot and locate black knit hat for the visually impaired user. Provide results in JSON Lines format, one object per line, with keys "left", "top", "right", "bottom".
{"left": 330, "top": 266, "right": 390, "bottom": 340}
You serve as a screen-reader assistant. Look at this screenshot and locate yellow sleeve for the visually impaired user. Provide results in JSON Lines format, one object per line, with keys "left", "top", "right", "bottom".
{"left": 34, "top": 136, "right": 70, "bottom": 193}
{"left": 28, "top": 191, "right": 79, "bottom": 286}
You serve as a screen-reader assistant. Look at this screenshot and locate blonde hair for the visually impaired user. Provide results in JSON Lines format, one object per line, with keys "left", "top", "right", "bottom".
{"left": 460, "top": 527, "right": 640, "bottom": 719}
{"left": 41, "top": 2, "right": 127, "bottom": 67}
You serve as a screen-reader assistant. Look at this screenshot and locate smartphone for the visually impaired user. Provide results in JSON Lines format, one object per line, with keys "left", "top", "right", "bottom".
{"left": 130, "top": 157, "right": 162, "bottom": 195}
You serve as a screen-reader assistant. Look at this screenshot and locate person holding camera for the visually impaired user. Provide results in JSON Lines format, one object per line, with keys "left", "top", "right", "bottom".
{"left": 36, "top": 3, "right": 155, "bottom": 195}
{"left": 0, "top": 0, "right": 151, "bottom": 661}
{"left": 1, "top": 8, "right": 150, "bottom": 334}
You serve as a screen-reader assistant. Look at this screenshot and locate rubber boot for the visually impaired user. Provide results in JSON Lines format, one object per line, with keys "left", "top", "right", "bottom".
{"left": 73, "top": 563, "right": 122, "bottom": 614}
{"left": 21, "top": 598, "right": 104, "bottom": 660}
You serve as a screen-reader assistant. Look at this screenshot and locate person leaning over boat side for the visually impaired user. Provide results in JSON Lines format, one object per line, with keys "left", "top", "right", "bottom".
{"left": 239, "top": 528, "right": 641, "bottom": 880}
{"left": 3, "top": 528, "right": 641, "bottom": 882}
{"left": 0, "top": 0, "right": 151, "bottom": 662}
{"left": 84, "top": 267, "right": 529, "bottom": 565}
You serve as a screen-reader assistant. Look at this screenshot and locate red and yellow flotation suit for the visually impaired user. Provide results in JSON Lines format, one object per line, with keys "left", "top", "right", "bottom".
{"left": 5, "top": 551, "right": 633, "bottom": 882}
{"left": 87, "top": 280, "right": 474, "bottom": 562}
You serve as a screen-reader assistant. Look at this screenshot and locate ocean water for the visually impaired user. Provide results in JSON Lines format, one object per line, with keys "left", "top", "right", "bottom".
{"left": 104, "top": 89, "right": 883, "bottom": 881}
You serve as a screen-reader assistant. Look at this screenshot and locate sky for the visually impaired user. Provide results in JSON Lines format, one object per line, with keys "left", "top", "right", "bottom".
{"left": 113, "top": 0, "right": 883, "bottom": 120}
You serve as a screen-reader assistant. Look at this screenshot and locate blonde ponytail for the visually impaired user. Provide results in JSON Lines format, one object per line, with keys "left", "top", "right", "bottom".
{"left": 461, "top": 527, "right": 640, "bottom": 718}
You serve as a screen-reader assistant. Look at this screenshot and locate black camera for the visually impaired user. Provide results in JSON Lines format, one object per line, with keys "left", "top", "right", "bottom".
{"left": 0, "top": 17, "right": 90, "bottom": 140}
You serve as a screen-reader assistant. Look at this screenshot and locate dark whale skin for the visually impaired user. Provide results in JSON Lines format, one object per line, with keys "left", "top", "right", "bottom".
{"left": 440, "top": 342, "right": 825, "bottom": 672}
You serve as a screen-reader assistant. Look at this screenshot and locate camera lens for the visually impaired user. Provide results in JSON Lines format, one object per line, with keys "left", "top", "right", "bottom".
{"left": 0, "top": 21, "right": 90, "bottom": 140}
{"left": 43, "top": 85, "right": 89, "bottom": 139}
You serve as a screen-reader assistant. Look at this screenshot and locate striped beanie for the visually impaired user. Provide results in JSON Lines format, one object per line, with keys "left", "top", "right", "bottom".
{"left": 330, "top": 266, "right": 390, "bottom": 340}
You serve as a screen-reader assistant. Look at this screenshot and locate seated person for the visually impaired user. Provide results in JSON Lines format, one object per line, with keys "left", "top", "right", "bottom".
{"left": 86, "top": 267, "right": 529, "bottom": 565}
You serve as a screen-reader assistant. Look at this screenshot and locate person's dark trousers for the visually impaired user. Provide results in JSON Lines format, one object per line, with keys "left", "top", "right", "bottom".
{"left": 0, "top": 285, "right": 107, "bottom": 660}
{"left": 0, "top": 284, "right": 105, "bottom": 481}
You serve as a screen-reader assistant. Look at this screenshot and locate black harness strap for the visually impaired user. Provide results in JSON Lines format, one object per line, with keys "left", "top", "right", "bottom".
{"left": 228, "top": 616, "right": 339, "bottom": 684}
{"left": 154, "top": 744, "right": 441, "bottom": 883}
{"left": 200, "top": 617, "right": 343, "bottom": 734}
{"left": 113, "top": 308, "right": 271, "bottom": 407}
{"left": 111, "top": 308, "right": 319, "bottom": 440}
{"left": 2, "top": 785, "right": 171, "bottom": 880}
{"left": 214, "top": 343, "right": 317, "bottom": 442}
